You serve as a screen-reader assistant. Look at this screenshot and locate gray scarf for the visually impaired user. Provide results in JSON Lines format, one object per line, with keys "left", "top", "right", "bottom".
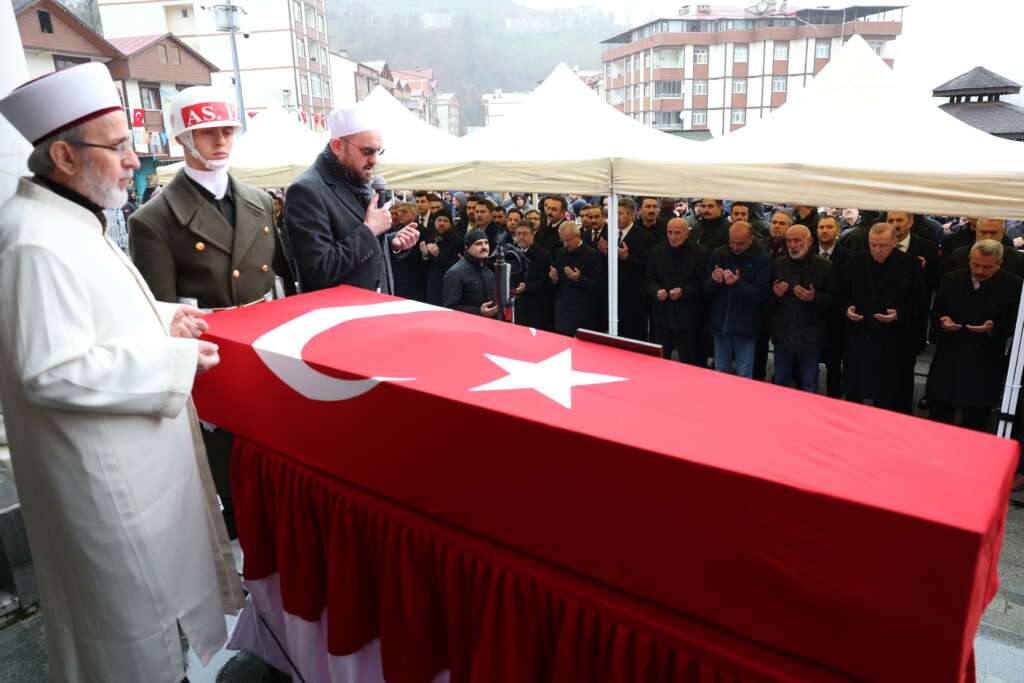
{"left": 319, "top": 145, "right": 373, "bottom": 208}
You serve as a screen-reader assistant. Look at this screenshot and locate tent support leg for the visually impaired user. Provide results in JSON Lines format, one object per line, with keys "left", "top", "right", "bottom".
{"left": 996, "top": 281, "right": 1024, "bottom": 440}
{"left": 607, "top": 192, "right": 619, "bottom": 337}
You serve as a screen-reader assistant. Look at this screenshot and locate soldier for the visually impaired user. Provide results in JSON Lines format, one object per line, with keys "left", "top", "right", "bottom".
{"left": 128, "top": 86, "right": 293, "bottom": 538}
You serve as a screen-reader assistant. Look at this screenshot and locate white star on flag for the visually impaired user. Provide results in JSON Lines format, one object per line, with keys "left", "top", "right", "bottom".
{"left": 469, "top": 349, "right": 627, "bottom": 408}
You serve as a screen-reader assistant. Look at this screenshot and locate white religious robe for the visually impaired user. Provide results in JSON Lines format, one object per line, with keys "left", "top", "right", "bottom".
{"left": 0, "top": 179, "right": 242, "bottom": 683}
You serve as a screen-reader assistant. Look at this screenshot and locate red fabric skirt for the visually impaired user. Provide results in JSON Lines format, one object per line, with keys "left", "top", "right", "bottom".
{"left": 232, "top": 439, "right": 867, "bottom": 683}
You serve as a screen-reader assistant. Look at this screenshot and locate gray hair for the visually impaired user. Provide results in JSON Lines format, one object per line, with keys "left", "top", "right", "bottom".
{"left": 869, "top": 222, "right": 895, "bottom": 239}
{"left": 971, "top": 239, "right": 1004, "bottom": 261}
{"left": 27, "top": 125, "right": 84, "bottom": 176}
{"left": 976, "top": 217, "right": 1006, "bottom": 232}
{"left": 558, "top": 221, "right": 580, "bottom": 237}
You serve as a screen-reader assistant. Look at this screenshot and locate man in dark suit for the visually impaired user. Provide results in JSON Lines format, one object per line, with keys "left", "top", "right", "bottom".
{"left": 841, "top": 223, "right": 926, "bottom": 412}
{"left": 927, "top": 240, "right": 1022, "bottom": 430}
{"left": 511, "top": 221, "right": 555, "bottom": 331}
{"left": 949, "top": 218, "right": 1024, "bottom": 278}
{"left": 888, "top": 210, "right": 939, "bottom": 412}
{"left": 550, "top": 222, "right": 604, "bottom": 336}
{"left": 815, "top": 215, "right": 853, "bottom": 398}
{"left": 597, "top": 197, "right": 653, "bottom": 341}
{"left": 645, "top": 218, "right": 708, "bottom": 364}
{"left": 283, "top": 103, "right": 419, "bottom": 294}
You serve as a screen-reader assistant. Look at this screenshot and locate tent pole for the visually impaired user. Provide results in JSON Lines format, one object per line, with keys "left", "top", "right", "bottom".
{"left": 608, "top": 191, "right": 619, "bottom": 337}
{"left": 996, "top": 281, "right": 1024, "bottom": 438}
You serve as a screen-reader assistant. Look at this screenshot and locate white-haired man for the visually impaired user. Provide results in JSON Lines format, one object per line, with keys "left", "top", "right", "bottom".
{"left": 0, "top": 63, "right": 242, "bottom": 683}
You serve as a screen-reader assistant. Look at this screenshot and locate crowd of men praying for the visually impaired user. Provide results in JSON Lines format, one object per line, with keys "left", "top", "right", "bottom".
{"left": 382, "top": 191, "right": 1022, "bottom": 439}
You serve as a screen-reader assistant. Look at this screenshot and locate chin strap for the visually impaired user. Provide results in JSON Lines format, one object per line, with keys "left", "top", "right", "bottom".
{"left": 178, "top": 130, "right": 231, "bottom": 171}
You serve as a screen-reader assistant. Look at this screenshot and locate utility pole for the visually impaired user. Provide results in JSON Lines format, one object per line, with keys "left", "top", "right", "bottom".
{"left": 213, "top": 1, "right": 247, "bottom": 131}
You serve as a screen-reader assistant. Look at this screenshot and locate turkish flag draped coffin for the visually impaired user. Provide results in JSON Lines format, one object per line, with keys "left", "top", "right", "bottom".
{"left": 194, "top": 286, "right": 1018, "bottom": 683}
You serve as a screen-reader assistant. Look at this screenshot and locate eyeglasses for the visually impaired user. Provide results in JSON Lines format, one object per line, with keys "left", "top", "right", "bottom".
{"left": 340, "top": 137, "right": 384, "bottom": 158}
{"left": 69, "top": 140, "right": 135, "bottom": 156}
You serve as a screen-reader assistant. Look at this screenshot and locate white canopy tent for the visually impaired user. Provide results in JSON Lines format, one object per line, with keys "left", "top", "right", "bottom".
{"left": 377, "top": 63, "right": 702, "bottom": 336}
{"left": 155, "top": 108, "right": 327, "bottom": 188}
{"left": 378, "top": 63, "right": 699, "bottom": 196}
{"left": 615, "top": 36, "right": 1024, "bottom": 220}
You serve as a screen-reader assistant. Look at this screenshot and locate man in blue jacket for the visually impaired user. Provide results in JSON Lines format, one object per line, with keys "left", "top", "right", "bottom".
{"left": 704, "top": 221, "right": 772, "bottom": 378}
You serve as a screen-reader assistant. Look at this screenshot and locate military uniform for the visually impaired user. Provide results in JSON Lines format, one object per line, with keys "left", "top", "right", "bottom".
{"left": 129, "top": 168, "right": 291, "bottom": 538}
{"left": 128, "top": 168, "right": 288, "bottom": 309}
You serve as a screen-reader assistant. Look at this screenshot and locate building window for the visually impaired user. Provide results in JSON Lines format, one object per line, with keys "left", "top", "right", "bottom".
{"left": 731, "top": 109, "right": 746, "bottom": 124}
{"left": 692, "top": 109, "right": 707, "bottom": 126}
{"left": 181, "top": 8, "right": 189, "bottom": 18}
{"left": 319, "top": 46, "right": 328, "bottom": 64}
{"left": 654, "top": 48, "right": 683, "bottom": 68}
{"left": 323, "top": 79, "right": 331, "bottom": 102}
{"left": 157, "top": 45, "right": 168, "bottom": 64}
{"left": 774, "top": 41, "right": 789, "bottom": 60}
{"left": 654, "top": 80, "right": 682, "bottom": 98}
{"left": 692, "top": 79, "right": 707, "bottom": 96}
{"left": 53, "top": 54, "right": 89, "bottom": 71}
{"left": 734, "top": 44, "right": 748, "bottom": 63}
{"left": 772, "top": 76, "right": 788, "bottom": 92}
{"left": 868, "top": 40, "right": 884, "bottom": 55}
{"left": 643, "top": 50, "right": 650, "bottom": 68}
{"left": 815, "top": 39, "right": 831, "bottom": 59}
{"left": 310, "top": 74, "right": 322, "bottom": 98}
{"left": 38, "top": 10, "right": 53, "bottom": 33}
{"left": 296, "top": 38, "right": 305, "bottom": 59}
{"left": 305, "top": 6, "right": 315, "bottom": 29}
{"left": 608, "top": 88, "right": 625, "bottom": 105}
{"left": 292, "top": 0, "right": 302, "bottom": 23}
{"left": 652, "top": 111, "right": 678, "bottom": 128}
{"left": 299, "top": 75, "right": 309, "bottom": 97}
{"left": 170, "top": 46, "right": 181, "bottom": 65}
{"left": 694, "top": 46, "right": 708, "bottom": 65}
{"left": 317, "top": 13, "right": 325, "bottom": 34}
{"left": 139, "top": 82, "right": 161, "bottom": 110}
{"left": 732, "top": 78, "right": 746, "bottom": 94}
{"left": 610, "top": 59, "right": 624, "bottom": 79}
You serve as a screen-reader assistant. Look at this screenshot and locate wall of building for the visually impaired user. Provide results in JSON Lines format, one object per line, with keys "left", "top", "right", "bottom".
{"left": 99, "top": 0, "right": 330, "bottom": 120}
{"left": 23, "top": 50, "right": 58, "bottom": 78}
{"left": 329, "top": 53, "right": 358, "bottom": 107}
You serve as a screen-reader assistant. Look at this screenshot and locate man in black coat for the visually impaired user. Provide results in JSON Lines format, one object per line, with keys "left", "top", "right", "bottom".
{"left": 770, "top": 225, "right": 833, "bottom": 393}
{"left": 534, "top": 196, "right": 569, "bottom": 256}
{"left": 816, "top": 215, "right": 853, "bottom": 397}
{"left": 550, "top": 221, "right": 604, "bottom": 336}
{"left": 689, "top": 198, "right": 730, "bottom": 253}
{"left": 948, "top": 218, "right": 1024, "bottom": 279}
{"left": 597, "top": 197, "right": 653, "bottom": 341}
{"left": 511, "top": 221, "right": 555, "bottom": 331}
{"left": 442, "top": 229, "right": 498, "bottom": 317}
{"left": 637, "top": 196, "right": 668, "bottom": 244}
{"left": 645, "top": 218, "right": 708, "bottom": 364}
{"left": 888, "top": 210, "right": 940, "bottom": 412}
{"left": 283, "top": 116, "right": 419, "bottom": 293}
{"left": 927, "top": 240, "right": 1022, "bottom": 430}
{"left": 421, "top": 211, "right": 462, "bottom": 306}
{"left": 841, "top": 223, "right": 926, "bottom": 412}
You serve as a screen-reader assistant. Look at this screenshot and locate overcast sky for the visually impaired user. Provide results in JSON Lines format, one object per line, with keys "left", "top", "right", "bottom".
{"left": 514, "top": 0, "right": 1024, "bottom": 104}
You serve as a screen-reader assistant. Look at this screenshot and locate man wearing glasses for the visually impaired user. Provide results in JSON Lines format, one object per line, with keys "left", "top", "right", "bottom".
{"left": 0, "top": 63, "right": 241, "bottom": 683}
{"left": 284, "top": 102, "right": 420, "bottom": 293}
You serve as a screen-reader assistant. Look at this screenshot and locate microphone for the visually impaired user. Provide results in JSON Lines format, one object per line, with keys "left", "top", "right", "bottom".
{"left": 371, "top": 175, "right": 391, "bottom": 209}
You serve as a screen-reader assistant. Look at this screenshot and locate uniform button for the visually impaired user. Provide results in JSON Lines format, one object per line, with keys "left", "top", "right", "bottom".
{"left": 195, "top": 242, "right": 206, "bottom": 251}
{"left": 260, "top": 264, "right": 269, "bottom": 273}
{"left": 264, "top": 226, "right": 272, "bottom": 235}
{"left": 232, "top": 269, "right": 240, "bottom": 279}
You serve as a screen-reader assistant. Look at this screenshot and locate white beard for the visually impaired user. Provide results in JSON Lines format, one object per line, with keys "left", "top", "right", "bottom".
{"left": 79, "top": 155, "right": 129, "bottom": 209}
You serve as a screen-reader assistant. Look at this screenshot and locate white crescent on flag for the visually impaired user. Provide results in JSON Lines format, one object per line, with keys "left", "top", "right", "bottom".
{"left": 252, "top": 299, "right": 445, "bottom": 401}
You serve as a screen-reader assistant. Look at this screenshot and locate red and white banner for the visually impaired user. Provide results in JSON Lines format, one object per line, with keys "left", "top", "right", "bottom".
{"left": 194, "top": 286, "right": 1015, "bottom": 683}
{"left": 179, "top": 101, "right": 238, "bottom": 127}
{"left": 131, "top": 108, "right": 144, "bottom": 127}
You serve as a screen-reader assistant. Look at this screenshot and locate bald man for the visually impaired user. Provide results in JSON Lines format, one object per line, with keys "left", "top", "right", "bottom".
{"left": 645, "top": 218, "right": 708, "bottom": 364}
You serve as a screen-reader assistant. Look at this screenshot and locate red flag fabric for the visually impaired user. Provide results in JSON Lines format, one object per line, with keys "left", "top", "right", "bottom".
{"left": 247, "top": 111, "right": 257, "bottom": 119}
{"left": 194, "top": 286, "right": 1017, "bottom": 683}
{"left": 131, "top": 108, "right": 144, "bottom": 126}
{"left": 300, "top": 111, "right": 308, "bottom": 124}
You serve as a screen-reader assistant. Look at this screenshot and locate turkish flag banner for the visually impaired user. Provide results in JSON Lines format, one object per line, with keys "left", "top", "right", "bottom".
{"left": 132, "top": 108, "right": 144, "bottom": 126}
{"left": 194, "top": 286, "right": 1017, "bottom": 683}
